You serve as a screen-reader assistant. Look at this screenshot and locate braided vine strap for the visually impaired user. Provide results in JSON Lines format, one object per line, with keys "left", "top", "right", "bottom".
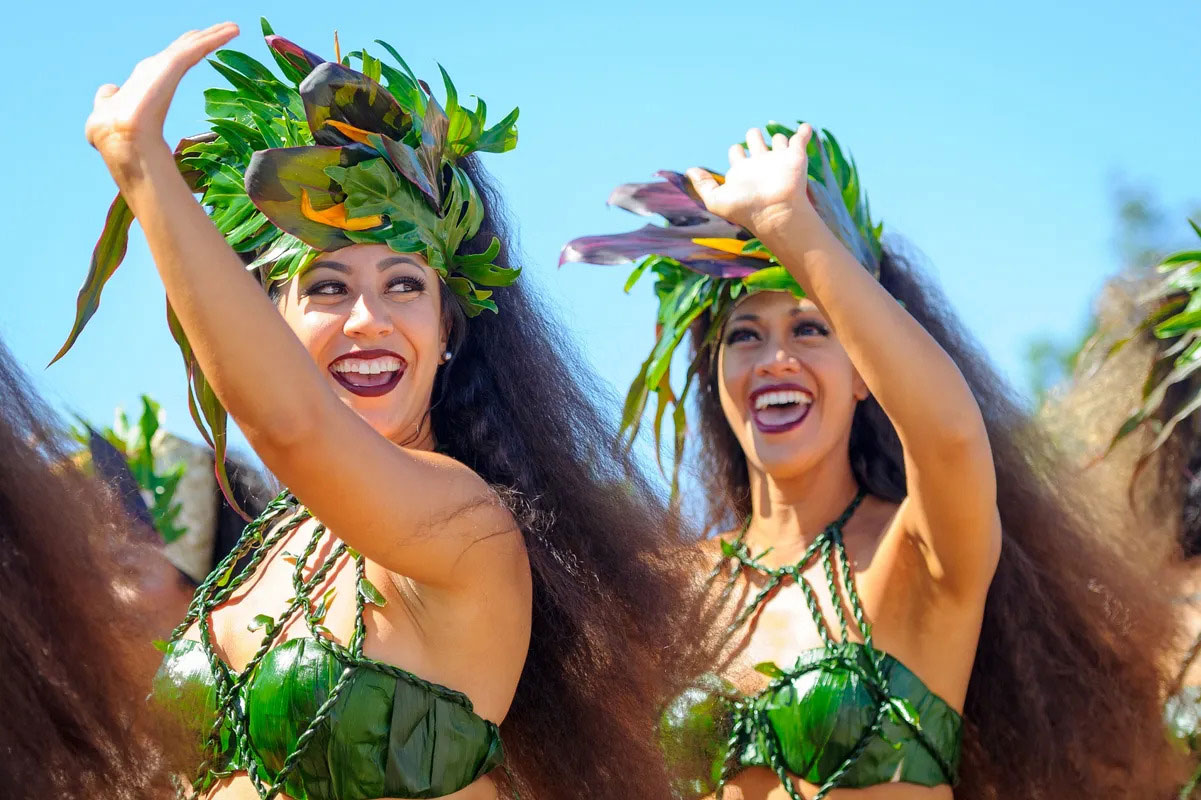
{"left": 161, "top": 494, "right": 502, "bottom": 799}
{"left": 707, "top": 491, "right": 959, "bottom": 799}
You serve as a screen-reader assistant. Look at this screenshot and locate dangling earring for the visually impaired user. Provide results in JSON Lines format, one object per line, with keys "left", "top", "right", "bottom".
{"left": 440, "top": 350, "right": 453, "bottom": 364}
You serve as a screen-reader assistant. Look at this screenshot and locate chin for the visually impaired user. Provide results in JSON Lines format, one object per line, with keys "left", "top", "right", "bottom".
{"left": 745, "top": 430, "right": 826, "bottom": 480}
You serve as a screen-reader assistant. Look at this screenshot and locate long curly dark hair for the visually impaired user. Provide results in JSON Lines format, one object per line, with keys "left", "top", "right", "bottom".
{"left": 1044, "top": 270, "right": 1201, "bottom": 563}
{"left": 688, "top": 246, "right": 1178, "bottom": 798}
{"left": 0, "top": 339, "right": 177, "bottom": 799}
{"left": 411, "top": 158, "right": 700, "bottom": 799}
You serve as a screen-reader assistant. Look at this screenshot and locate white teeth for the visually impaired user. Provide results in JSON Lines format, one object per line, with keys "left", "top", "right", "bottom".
{"left": 753, "top": 390, "right": 812, "bottom": 411}
{"left": 332, "top": 356, "right": 402, "bottom": 374}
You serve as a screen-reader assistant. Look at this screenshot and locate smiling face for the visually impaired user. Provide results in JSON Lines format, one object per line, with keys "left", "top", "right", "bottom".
{"left": 273, "top": 243, "right": 450, "bottom": 447}
{"left": 717, "top": 290, "right": 868, "bottom": 480}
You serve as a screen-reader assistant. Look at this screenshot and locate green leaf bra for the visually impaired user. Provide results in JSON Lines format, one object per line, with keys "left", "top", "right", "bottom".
{"left": 153, "top": 494, "right": 504, "bottom": 800}
{"left": 659, "top": 492, "right": 962, "bottom": 799}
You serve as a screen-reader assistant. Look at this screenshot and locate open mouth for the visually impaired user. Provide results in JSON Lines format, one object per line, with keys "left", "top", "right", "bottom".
{"left": 329, "top": 349, "right": 406, "bottom": 398}
{"left": 750, "top": 385, "right": 813, "bottom": 434}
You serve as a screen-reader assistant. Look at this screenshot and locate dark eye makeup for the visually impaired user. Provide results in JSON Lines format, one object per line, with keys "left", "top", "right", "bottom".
{"left": 302, "top": 279, "right": 347, "bottom": 297}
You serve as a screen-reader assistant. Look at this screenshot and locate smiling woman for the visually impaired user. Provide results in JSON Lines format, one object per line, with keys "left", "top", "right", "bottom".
{"left": 564, "top": 124, "right": 1178, "bottom": 800}
{"left": 54, "top": 20, "right": 699, "bottom": 800}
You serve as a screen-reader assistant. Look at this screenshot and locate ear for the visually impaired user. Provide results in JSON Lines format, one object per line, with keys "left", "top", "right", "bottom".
{"left": 851, "top": 366, "right": 870, "bottom": 402}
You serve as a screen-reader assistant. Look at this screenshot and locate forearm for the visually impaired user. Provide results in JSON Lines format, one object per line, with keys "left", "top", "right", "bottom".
{"left": 756, "top": 209, "right": 987, "bottom": 452}
{"left": 115, "top": 143, "right": 332, "bottom": 446}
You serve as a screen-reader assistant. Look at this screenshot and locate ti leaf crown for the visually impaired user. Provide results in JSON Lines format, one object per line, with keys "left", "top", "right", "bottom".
{"left": 559, "top": 123, "right": 881, "bottom": 490}
{"left": 52, "top": 19, "right": 520, "bottom": 512}
{"left": 1107, "top": 220, "right": 1201, "bottom": 457}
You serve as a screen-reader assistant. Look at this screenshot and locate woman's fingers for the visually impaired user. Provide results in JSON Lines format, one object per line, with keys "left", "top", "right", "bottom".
{"left": 771, "top": 132, "right": 789, "bottom": 151}
{"left": 790, "top": 123, "right": 814, "bottom": 152}
{"left": 745, "top": 127, "right": 768, "bottom": 155}
{"left": 93, "top": 84, "right": 119, "bottom": 105}
{"left": 166, "top": 22, "right": 238, "bottom": 72}
{"left": 728, "top": 143, "right": 747, "bottom": 164}
{"left": 685, "top": 167, "right": 722, "bottom": 207}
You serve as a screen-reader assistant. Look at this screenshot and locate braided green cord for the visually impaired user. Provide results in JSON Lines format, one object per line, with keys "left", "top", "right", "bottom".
{"left": 811, "top": 710, "right": 886, "bottom": 800}
{"left": 170, "top": 495, "right": 493, "bottom": 799}
{"left": 714, "top": 490, "right": 965, "bottom": 797}
{"left": 820, "top": 538, "right": 850, "bottom": 643}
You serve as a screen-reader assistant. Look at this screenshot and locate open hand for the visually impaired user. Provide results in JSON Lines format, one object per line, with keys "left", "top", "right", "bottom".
{"left": 686, "top": 124, "right": 815, "bottom": 238}
{"left": 86, "top": 22, "right": 238, "bottom": 175}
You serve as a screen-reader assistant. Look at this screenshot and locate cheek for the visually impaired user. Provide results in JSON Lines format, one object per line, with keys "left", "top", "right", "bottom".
{"left": 717, "top": 349, "right": 751, "bottom": 423}
{"left": 285, "top": 305, "right": 342, "bottom": 358}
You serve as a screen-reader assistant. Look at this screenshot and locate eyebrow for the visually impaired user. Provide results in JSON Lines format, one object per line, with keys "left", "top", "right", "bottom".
{"left": 308, "top": 255, "right": 424, "bottom": 274}
{"left": 729, "top": 308, "right": 808, "bottom": 324}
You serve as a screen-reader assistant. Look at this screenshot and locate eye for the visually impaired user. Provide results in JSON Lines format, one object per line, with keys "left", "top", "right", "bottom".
{"left": 794, "top": 320, "right": 829, "bottom": 338}
{"left": 303, "top": 279, "right": 347, "bottom": 298}
{"left": 386, "top": 275, "right": 426, "bottom": 295}
{"left": 725, "top": 327, "right": 760, "bottom": 345}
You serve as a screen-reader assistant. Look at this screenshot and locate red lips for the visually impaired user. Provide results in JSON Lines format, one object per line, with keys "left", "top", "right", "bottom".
{"left": 748, "top": 382, "right": 813, "bottom": 434}
{"left": 328, "top": 349, "right": 407, "bottom": 398}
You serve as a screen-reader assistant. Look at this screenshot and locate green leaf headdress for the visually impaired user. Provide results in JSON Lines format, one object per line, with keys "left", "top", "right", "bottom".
{"left": 559, "top": 123, "right": 881, "bottom": 489}
{"left": 51, "top": 19, "right": 520, "bottom": 513}
{"left": 1106, "top": 220, "right": 1201, "bottom": 457}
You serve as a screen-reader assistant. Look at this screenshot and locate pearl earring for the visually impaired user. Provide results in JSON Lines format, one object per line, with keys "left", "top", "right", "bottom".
{"left": 441, "top": 350, "right": 453, "bottom": 364}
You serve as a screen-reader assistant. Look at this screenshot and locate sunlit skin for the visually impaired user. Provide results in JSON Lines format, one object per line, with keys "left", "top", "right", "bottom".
{"left": 687, "top": 128, "right": 1002, "bottom": 800}
{"left": 84, "top": 23, "right": 531, "bottom": 800}
{"left": 276, "top": 246, "right": 449, "bottom": 447}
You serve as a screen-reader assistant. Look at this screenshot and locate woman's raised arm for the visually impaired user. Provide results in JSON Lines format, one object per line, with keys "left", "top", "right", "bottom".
{"left": 85, "top": 24, "right": 521, "bottom": 591}
{"left": 688, "top": 125, "right": 1001, "bottom": 597}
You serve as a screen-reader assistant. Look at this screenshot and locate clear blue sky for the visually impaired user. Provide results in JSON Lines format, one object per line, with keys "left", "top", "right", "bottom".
{"left": 3, "top": 0, "right": 1198, "bottom": 467}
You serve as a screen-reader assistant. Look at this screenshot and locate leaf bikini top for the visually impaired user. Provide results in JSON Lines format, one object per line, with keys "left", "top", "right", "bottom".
{"left": 659, "top": 492, "right": 962, "bottom": 800}
{"left": 153, "top": 494, "right": 504, "bottom": 800}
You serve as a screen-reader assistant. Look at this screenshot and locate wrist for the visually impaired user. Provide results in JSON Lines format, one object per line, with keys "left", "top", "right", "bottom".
{"left": 100, "top": 135, "right": 175, "bottom": 194}
{"left": 747, "top": 194, "right": 822, "bottom": 243}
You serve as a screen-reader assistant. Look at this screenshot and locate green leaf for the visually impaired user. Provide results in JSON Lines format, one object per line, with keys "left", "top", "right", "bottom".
{"left": 358, "top": 577, "right": 387, "bottom": 607}
{"left": 207, "top": 58, "right": 277, "bottom": 105}
{"left": 327, "top": 157, "right": 438, "bottom": 232}
{"left": 474, "top": 104, "right": 521, "bottom": 155}
{"left": 1156, "top": 309, "right": 1201, "bottom": 339}
{"left": 248, "top": 614, "right": 274, "bottom": 632}
{"left": 244, "top": 144, "right": 378, "bottom": 251}
{"left": 624, "top": 256, "right": 655, "bottom": 293}
{"left": 742, "top": 266, "right": 805, "bottom": 297}
{"left": 152, "top": 639, "right": 171, "bottom": 654}
{"left": 261, "top": 18, "right": 311, "bottom": 86}
{"left": 887, "top": 696, "right": 921, "bottom": 728}
{"left": 301, "top": 61, "right": 411, "bottom": 145}
{"left": 50, "top": 194, "right": 134, "bottom": 365}
{"left": 214, "top": 48, "right": 279, "bottom": 84}
{"left": 311, "top": 586, "right": 337, "bottom": 624}
{"left": 205, "top": 88, "right": 248, "bottom": 120}
{"left": 215, "top": 561, "right": 235, "bottom": 587}
{"left": 753, "top": 661, "right": 786, "bottom": 679}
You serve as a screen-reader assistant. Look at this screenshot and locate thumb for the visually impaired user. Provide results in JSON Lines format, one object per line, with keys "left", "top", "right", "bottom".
{"left": 685, "top": 168, "right": 722, "bottom": 207}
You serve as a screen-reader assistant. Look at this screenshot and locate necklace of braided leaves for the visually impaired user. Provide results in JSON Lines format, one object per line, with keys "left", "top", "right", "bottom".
{"left": 167, "top": 492, "right": 514, "bottom": 799}
{"left": 707, "top": 489, "right": 954, "bottom": 800}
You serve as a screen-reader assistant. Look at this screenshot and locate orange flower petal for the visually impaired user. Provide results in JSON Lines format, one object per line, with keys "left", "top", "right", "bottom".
{"left": 323, "top": 119, "right": 375, "bottom": 145}
{"left": 301, "top": 190, "right": 383, "bottom": 231}
{"left": 691, "top": 237, "right": 770, "bottom": 259}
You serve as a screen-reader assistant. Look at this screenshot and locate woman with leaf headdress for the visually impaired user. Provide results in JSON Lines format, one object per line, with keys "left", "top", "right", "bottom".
{"left": 1039, "top": 219, "right": 1201, "bottom": 795}
{"left": 61, "top": 20, "right": 696, "bottom": 800}
{"left": 562, "top": 125, "right": 1176, "bottom": 799}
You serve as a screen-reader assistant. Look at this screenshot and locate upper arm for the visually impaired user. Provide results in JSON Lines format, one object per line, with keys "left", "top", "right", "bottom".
{"left": 900, "top": 426, "right": 1002, "bottom": 600}
{"left": 248, "top": 391, "right": 524, "bottom": 592}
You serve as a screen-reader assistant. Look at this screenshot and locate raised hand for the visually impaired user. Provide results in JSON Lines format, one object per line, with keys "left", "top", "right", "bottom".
{"left": 686, "top": 124, "right": 816, "bottom": 238}
{"left": 86, "top": 23, "right": 239, "bottom": 179}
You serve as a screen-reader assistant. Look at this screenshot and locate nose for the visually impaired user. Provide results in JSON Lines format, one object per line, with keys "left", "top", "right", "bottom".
{"left": 754, "top": 348, "right": 802, "bottom": 378}
{"left": 343, "top": 291, "right": 394, "bottom": 339}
